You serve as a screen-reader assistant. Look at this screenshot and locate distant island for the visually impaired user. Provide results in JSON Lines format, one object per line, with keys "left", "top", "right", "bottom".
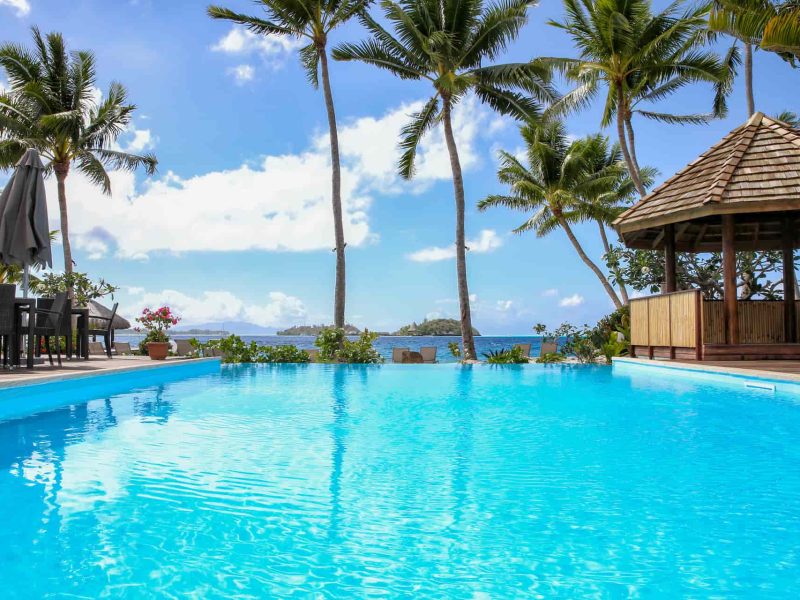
{"left": 277, "top": 324, "right": 362, "bottom": 336}
{"left": 174, "top": 328, "right": 230, "bottom": 336}
{"left": 393, "top": 318, "right": 480, "bottom": 336}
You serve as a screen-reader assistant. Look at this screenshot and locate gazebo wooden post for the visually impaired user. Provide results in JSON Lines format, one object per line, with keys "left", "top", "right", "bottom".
{"left": 782, "top": 214, "right": 797, "bottom": 343}
{"left": 722, "top": 215, "right": 739, "bottom": 345}
{"left": 664, "top": 224, "right": 677, "bottom": 292}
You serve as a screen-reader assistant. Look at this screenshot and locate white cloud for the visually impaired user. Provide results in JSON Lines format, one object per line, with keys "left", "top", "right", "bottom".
{"left": 228, "top": 64, "right": 255, "bottom": 84}
{"left": 322, "top": 95, "right": 487, "bottom": 194}
{"left": 0, "top": 0, "right": 30, "bottom": 16}
{"left": 52, "top": 99, "right": 489, "bottom": 261}
{"left": 126, "top": 288, "right": 307, "bottom": 327}
{"left": 212, "top": 27, "right": 302, "bottom": 74}
{"left": 559, "top": 294, "right": 585, "bottom": 307}
{"left": 124, "top": 127, "right": 155, "bottom": 153}
{"left": 541, "top": 288, "right": 559, "bottom": 297}
{"left": 496, "top": 300, "right": 513, "bottom": 312}
{"left": 407, "top": 229, "right": 503, "bottom": 262}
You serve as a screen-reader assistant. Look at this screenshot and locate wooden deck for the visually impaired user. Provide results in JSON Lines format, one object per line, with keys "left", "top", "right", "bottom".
{"left": 0, "top": 356, "right": 218, "bottom": 390}
{"left": 615, "top": 356, "right": 800, "bottom": 383}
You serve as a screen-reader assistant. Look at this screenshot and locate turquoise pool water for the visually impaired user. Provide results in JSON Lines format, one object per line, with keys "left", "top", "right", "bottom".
{"left": 1, "top": 363, "right": 799, "bottom": 597}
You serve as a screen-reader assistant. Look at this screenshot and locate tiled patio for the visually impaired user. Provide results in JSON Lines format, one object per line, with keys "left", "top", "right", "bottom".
{"left": 0, "top": 356, "right": 218, "bottom": 389}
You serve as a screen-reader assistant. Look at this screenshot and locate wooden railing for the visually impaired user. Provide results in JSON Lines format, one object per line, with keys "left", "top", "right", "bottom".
{"left": 630, "top": 290, "right": 702, "bottom": 358}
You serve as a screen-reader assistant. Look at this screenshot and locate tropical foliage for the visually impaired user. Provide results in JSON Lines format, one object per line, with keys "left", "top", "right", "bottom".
{"left": 483, "top": 346, "right": 529, "bottom": 364}
{"left": 196, "top": 336, "right": 312, "bottom": 363}
{"left": 479, "top": 119, "right": 643, "bottom": 308}
{"left": 314, "top": 327, "right": 383, "bottom": 363}
{"left": 35, "top": 272, "right": 117, "bottom": 306}
{"left": 606, "top": 246, "right": 794, "bottom": 299}
{"left": 542, "top": 0, "right": 731, "bottom": 195}
{"left": 208, "top": 0, "right": 369, "bottom": 329}
{"left": 333, "top": 0, "right": 555, "bottom": 360}
{"left": 0, "top": 28, "right": 158, "bottom": 275}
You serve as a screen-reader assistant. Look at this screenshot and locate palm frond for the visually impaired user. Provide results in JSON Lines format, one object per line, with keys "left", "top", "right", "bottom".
{"left": 398, "top": 95, "right": 440, "bottom": 180}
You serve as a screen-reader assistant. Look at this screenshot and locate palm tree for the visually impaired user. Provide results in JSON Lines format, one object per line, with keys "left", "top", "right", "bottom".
{"left": 543, "top": 0, "right": 729, "bottom": 197}
{"left": 333, "top": 0, "right": 554, "bottom": 359}
{"left": 479, "top": 120, "right": 638, "bottom": 309}
{"left": 208, "top": 0, "right": 369, "bottom": 330}
{"left": 568, "top": 134, "right": 657, "bottom": 304}
{"left": 710, "top": 0, "right": 800, "bottom": 116}
{"left": 0, "top": 28, "right": 158, "bottom": 276}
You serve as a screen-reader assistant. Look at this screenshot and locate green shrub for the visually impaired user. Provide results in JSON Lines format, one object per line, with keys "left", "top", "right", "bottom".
{"left": 447, "top": 341, "right": 461, "bottom": 358}
{"left": 483, "top": 347, "right": 529, "bottom": 364}
{"left": 314, "top": 327, "right": 346, "bottom": 361}
{"left": 194, "top": 335, "right": 310, "bottom": 364}
{"left": 260, "top": 344, "right": 311, "bottom": 363}
{"left": 536, "top": 352, "right": 566, "bottom": 364}
{"left": 338, "top": 330, "right": 383, "bottom": 364}
{"left": 562, "top": 327, "right": 599, "bottom": 364}
{"left": 600, "top": 334, "right": 628, "bottom": 365}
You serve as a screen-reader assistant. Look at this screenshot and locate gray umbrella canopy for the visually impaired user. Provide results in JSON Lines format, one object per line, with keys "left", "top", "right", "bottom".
{"left": 0, "top": 149, "right": 52, "bottom": 292}
{"left": 88, "top": 299, "right": 131, "bottom": 330}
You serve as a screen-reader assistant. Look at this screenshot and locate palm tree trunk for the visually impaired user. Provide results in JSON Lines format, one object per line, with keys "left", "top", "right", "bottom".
{"left": 597, "top": 221, "right": 629, "bottom": 304}
{"left": 442, "top": 97, "right": 477, "bottom": 361}
{"left": 744, "top": 43, "right": 755, "bottom": 117}
{"left": 54, "top": 162, "right": 73, "bottom": 276}
{"left": 624, "top": 116, "right": 642, "bottom": 177}
{"left": 558, "top": 213, "right": 622, "bottom": 309}
{"left": 319, "top": 47, "right": 346, "bottom": 329}
{"left": 616, "top": 88, "right": 646, "bottom": 197}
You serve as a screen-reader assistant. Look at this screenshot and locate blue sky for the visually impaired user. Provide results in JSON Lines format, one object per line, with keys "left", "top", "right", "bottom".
{"left": 0, "top": 0, "right": 797, "bottom": 334}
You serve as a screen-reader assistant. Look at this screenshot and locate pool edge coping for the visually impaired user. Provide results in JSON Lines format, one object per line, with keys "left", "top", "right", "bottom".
{"left": 612, "top": 356, "right": 800, "bottom": 385}
{"left": 0, "top": 358, "right": 222, "bottom": 391}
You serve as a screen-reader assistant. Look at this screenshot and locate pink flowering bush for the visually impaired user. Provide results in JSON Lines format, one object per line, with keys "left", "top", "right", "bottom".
{"left": 135, "top": 306, "right": 180, "bottom": 346}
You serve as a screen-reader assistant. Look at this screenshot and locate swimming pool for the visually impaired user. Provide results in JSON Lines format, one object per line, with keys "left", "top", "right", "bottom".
{"left": 1, "top": 363, "right": 799, "bottom": 597}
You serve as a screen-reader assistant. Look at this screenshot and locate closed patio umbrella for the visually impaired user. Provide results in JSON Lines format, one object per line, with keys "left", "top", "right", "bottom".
{"left": 0, "top": 149, "right": 52, "bottom": 296}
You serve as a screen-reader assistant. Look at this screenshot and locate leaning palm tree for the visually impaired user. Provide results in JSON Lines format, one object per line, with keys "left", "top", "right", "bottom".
{"left": 710, "top": 0, "right": 800, "bottom": 116}
{"left": 569, "top": 134, "right": 657, "bottom": 304}
{"left": 333, "top": 0, "right": 554, "bottom": 359}
{"left": 208, "top": 0, "right": 369, "bottom": 330}
{"left": 543, "top": 0, "right": 729, "bottom": 197}
{"left": 0, "top": 28, "right": 158, "bottom": 276}
{"left": 479, "top": 121, "right": 633, "bottom": 309}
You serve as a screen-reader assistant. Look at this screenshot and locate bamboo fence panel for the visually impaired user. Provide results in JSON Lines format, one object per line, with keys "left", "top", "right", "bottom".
{"left": 704, "top": 300, "right": 800, "bottom": 343}
{"left": 630, "top": 290, "right": 699, "bottom": 348}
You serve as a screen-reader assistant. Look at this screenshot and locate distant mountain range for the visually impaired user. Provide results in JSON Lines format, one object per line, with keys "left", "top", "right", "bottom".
{"left": 173, "top": 321, "right": 279, "bottom": 335}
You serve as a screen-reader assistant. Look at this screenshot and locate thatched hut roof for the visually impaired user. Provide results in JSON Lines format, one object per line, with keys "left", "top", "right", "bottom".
{"left": 614, "top": 113, "right": 800, "bottom": 252}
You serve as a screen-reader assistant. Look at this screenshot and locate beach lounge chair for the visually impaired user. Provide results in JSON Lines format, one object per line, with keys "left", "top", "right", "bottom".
{"left": 539, "top": 341, "right": 558, "bottom": 356}
{"left": 420, "top": 347, "right": 437, "bottom": 363}
{"left": 88, "top": 341, "right": 105, "bottom": 356}
{"left": 114, "top": 342, "right": 132, "bottom": 355}
{"left": 514, "top": 343, "right": 532, "bottom": 357}
{"left": 174, "top": 339, "right": 194, "bottom": 357}
{"left": 392, "top": 347, "right": 410, "bottom": 363}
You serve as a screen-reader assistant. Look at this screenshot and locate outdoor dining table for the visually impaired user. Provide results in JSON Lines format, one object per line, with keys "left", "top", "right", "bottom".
{"left": 12, "top": 300, "right": 91, "bottom": 368}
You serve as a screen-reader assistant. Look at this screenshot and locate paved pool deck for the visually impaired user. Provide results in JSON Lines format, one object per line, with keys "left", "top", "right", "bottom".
{"left": 614, "top": 356, "right": 800, "bottom": 384}
{"left": 0, "top": 356, "right": 219, "bottom": 390}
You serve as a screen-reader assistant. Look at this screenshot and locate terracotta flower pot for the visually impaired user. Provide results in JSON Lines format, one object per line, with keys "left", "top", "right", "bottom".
{"left": 147, "top": 342, "right": 170, "bottom": 360}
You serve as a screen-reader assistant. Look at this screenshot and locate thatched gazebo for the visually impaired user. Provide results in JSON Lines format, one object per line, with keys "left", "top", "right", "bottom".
{"left": 614, "top": 112, "right": 800, "bottom": 361}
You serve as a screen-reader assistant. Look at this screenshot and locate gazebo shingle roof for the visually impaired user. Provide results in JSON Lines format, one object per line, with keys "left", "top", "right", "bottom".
{"left": 614, "top": 113, "right": 800, "bottom": 251}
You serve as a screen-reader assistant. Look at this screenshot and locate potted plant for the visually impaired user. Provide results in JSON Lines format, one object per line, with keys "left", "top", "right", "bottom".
{"left": 136, "top": 306, "right": 179, "bottom": 360}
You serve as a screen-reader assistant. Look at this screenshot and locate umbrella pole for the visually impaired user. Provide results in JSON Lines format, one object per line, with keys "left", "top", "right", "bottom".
{"left": 22, "top": 265, "right": 29, "bottom": 298}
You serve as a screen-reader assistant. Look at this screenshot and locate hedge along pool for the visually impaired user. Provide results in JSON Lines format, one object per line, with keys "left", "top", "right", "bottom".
{"left": 1, "top": 361, "right": 799, "bottom": 597}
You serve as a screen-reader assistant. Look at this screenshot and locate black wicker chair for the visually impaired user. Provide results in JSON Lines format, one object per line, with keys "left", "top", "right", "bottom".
{"left": 34, "top": 292, "right": 68, "bottom": 367}
{"left": 0, "top": 284, "right": 16, "bottom": 367}
{"left": 88, "top": 302, "right": 118, "bottom": 358}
